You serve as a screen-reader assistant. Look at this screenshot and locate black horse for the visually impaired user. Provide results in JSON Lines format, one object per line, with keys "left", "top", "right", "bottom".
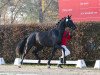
{"left": 16, "top": 15, "right": 76, "bottom": 68}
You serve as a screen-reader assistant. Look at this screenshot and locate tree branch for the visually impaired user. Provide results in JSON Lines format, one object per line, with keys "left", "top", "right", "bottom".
{"left": 43, "top": 0, "right": 53, "bottom": 14}
{"left": 11, "top": 6, "right": 22, "bottom": 24}
{"left": 0, "top": 2, "right": 8, "bottom": 9}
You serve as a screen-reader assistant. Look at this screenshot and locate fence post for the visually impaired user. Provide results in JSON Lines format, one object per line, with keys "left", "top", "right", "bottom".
{"left": 0, "top": 57, "right": 5, "bottom": 65}
{"left": 76, "top": 59, "right": 86, "bottom": 68}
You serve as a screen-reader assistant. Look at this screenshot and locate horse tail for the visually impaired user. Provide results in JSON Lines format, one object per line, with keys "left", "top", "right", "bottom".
{"left": 16, "top": 36, "right": 28, "bottom": 57}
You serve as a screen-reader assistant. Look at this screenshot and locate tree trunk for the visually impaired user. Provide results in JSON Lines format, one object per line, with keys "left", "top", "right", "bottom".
{"left": 38, "top": 0, "right": 44, "bottom": 23}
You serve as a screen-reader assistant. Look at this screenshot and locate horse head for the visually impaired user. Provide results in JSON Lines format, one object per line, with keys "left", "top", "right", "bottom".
{"left": 64, "top": 15, "right": 77, "bottom": 30}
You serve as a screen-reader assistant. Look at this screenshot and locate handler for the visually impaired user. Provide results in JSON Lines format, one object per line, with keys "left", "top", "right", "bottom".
{"left": 58, "top": 27, "right": 73, "bottom": 68}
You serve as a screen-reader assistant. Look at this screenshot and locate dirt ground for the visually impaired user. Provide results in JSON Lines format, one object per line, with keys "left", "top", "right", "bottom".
{"left": 0, "top": 65, "right": 100, "bottom": 75}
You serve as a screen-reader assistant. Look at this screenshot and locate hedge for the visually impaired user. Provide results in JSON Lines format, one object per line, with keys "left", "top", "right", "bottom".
{"left": 0, "top": 22, "right": 100, "bottom": 63}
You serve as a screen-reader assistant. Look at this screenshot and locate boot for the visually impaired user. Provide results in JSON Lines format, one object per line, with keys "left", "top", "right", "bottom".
{"left": 63, "top": 57, "right": 66, "bottom": 64}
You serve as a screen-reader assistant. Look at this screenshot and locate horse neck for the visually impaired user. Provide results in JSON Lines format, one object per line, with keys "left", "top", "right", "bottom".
{"left": 57, "top": 21, "right": 66, "bottom": 33}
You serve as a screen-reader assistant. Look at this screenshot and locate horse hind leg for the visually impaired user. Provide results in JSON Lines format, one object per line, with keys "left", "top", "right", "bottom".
{"left": 32, "top": 46, "right": 43, "bottom": 64}
{"left": 20, "top": 44, "right": 33, "bottom": 65}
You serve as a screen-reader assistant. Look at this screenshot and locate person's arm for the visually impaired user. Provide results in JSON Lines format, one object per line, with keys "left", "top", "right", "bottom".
{"left": 65, "top": 33, "right": 69, "bottom": 37}
{"left": 70, "top": 35, "right": 73, "bottom": 38}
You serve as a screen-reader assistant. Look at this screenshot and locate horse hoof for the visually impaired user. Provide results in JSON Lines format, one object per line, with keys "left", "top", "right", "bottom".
{"left": 47, "top": 65, "right": 50, "bottom": 68}
{"left": 57, "top": 64, "right": 63, "bottom": 68}
{"left": 18, "top": 66, "right": 21, "bottom": 68}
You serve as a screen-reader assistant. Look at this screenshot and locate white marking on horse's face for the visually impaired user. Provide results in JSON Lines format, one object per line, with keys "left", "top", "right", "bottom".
{"left": 66, "top": 18, "right": 69, "bottom": 22}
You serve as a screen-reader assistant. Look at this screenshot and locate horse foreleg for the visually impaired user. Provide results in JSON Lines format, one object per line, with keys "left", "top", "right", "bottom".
{"left": 47, "top": 47, "right": 56, "bottom": 68}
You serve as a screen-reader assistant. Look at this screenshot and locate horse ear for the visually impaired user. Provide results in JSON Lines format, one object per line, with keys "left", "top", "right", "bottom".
{"left": 68, "top": 15, "right": 70, "bottom": 19}
{"left": 67, "top": 15, "right": 72, "bottom": 19}
{"left": 70, "top": 15, "right": 72, "bottom": 18}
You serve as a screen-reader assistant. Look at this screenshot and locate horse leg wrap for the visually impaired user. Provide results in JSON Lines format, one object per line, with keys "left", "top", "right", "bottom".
{"left": 59, "top": 57, "right": 66, "bottom": 64}
{"left": 59, "top": 57, "right": 63, "bottom": 63}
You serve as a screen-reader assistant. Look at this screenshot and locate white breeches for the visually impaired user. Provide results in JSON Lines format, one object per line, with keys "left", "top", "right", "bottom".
{"left": 60, "top": 45, "right": 70, "bottom": 58}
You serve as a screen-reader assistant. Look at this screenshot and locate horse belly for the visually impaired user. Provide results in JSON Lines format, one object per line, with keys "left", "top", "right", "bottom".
{"left": 41, "top": 39, "right": 53, "bottom": 47}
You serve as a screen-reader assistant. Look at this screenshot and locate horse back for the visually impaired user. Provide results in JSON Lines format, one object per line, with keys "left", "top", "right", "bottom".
{"left": 35, "top": 29, "right": 59, "bottom": 47}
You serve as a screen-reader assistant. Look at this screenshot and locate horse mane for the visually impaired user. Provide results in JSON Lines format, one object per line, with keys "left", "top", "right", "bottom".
{"left": 56, "top": 17, "right": 66, "bottom": 26}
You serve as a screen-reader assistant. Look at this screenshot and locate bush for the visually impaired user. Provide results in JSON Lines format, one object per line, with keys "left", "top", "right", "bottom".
{"left": 0, "top": 22, "right": 100, "bottom": 63}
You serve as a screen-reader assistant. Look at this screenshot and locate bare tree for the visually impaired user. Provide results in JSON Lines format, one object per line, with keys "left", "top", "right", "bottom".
{"left": 38, "top": 0, "right": 43, "bottom": 23}
{"left": 0, "top": 0, "right": 58, "bottom": 24}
